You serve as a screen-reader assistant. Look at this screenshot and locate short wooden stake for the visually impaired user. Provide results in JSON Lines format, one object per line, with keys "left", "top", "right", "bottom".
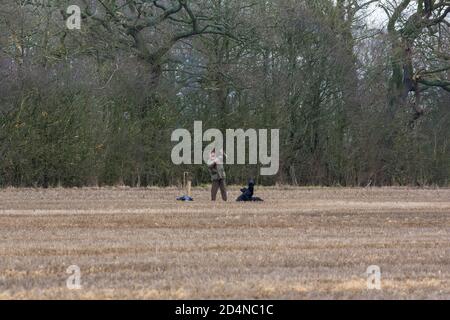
{"left": 183, "top": 172, "right": 192, "bottom": 197}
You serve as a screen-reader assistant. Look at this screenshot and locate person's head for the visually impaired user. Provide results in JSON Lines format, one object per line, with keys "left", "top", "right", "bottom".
{"left": 248, "top": 179, "right": 255, "bottom": 187}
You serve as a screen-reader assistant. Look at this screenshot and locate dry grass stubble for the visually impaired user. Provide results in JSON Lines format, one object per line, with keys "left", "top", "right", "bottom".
{"left": 0, "top": 187, "right": 449, "bottom": 299}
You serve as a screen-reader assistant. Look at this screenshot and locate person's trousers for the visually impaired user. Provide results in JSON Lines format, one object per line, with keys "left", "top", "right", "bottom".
{"left": 211, "top": 179, "right": 227, "bottom": 201}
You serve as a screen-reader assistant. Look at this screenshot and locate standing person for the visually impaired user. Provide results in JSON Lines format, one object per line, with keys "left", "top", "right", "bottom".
{"left": 207, "top": 148, "right": 228, "bottom": 201}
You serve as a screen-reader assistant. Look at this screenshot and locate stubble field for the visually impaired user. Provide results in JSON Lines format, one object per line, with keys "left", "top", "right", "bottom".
{"left": 0, "top": 187, "right": 449, "bottom": 299}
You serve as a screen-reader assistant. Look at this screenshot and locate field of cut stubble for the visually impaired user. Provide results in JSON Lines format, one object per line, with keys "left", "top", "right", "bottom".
{"left": 0, "top": 187, "right": 449, "bottom": 299}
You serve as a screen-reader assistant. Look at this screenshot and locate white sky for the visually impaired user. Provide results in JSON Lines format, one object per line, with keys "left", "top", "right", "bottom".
{"left": 366, "top": 2, "right": 390, "bottom": 29}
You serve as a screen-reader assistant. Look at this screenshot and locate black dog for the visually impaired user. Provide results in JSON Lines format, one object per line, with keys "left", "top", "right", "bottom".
{"left": 236, "top": 179, "right": 263, "bottom": 202}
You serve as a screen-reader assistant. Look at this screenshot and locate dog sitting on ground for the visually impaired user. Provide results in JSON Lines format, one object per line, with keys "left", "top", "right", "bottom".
{"left": 236, "top": 179, "right": 264, "bottom": 202}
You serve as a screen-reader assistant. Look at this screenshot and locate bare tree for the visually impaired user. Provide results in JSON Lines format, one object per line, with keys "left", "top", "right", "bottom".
{"left": 381, "top": 0, "right": 450, "bottom": 119}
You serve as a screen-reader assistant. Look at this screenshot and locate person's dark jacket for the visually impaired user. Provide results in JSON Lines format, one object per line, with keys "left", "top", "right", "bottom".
{"left": 236, "top": 180, "right": 263, "bottom": 202}
{"left": 207, "top": 153, "right": 226, "bottom": 181}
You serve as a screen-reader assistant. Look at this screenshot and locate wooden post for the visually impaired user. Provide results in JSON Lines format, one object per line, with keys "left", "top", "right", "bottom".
{"left": 187, "top": 180, "right": 192, "bottom": 198}
{"left": 184, "top": 172, "right": 192, "bottom": 197}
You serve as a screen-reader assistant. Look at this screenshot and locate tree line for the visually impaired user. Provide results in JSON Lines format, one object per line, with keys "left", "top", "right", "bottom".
{"left": 0, "top": 0, "right": 449, "bottom": 187}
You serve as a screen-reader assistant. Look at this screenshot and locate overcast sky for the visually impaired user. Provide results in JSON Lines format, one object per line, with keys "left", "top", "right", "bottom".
{"left": 366, "top": 2, "right": 390, "bottom": 28}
